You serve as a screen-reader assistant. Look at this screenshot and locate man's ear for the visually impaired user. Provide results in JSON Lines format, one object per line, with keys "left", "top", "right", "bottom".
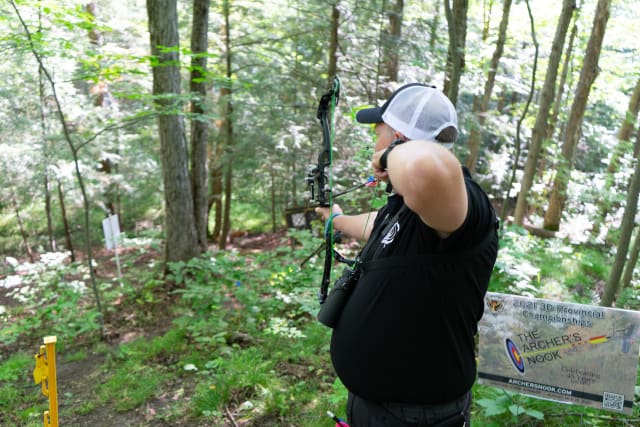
{"left": 395, "top": 132, "right": 409, "bottom": 141}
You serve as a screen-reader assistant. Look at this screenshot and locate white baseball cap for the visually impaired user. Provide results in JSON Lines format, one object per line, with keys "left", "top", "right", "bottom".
{"left": 356, "top": 83, "right": 458, "bottom": 148}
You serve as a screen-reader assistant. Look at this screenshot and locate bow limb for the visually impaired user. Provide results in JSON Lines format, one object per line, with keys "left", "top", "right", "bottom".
{"left": 311, "top": 76, "right": 340, "bottom": 208}
{"left": 311, "top": 77, "right": 340, "bottom": 303}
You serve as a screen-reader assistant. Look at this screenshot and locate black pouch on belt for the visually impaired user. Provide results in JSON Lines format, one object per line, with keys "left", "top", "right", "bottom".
{"left": 317, "top": 266, "right": 360, "bottom": 328}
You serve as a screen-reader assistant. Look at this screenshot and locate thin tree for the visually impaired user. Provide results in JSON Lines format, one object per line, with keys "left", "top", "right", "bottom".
{"left": 593, "top": 78, "right": 640, "bottom": 236}
{"left": 10, "top": 0, "right": 104, "bottom": 332}
{"left": 601, "top": 136, "right": 640, "bottom": 307}
{"left": 428, "top": 4, "right": 441, "bottom": 54}
{"left": 443, "top": 0, "right": 468, "bottom": 106}
{"left": 482, "top": 0, "right": 495, "bottom": 41}
{"left": 621, "top": 224, "right": 640, "bottom": 290}
{"left": 621, "top": 130, "right": 640, "bottom": 290}
{"left": 621, "top": 136, "right": 640, "bottom": 291}
{"left": 56, "top": 178, "right": 75, "bottom": 261}
{"left": 36, "top": 5, "right": 56, "bottom": 253}
{"left": 218, "top": 0, "right": 234, "bottom": 249}
{"left": 10, "top": 189, "right": 34, "bottom": 262}
{"left": 147, "top": 0, "right": 199, "bottom": 263}
{"left": 190, "top": 0, "right": 211, "bottom": 254}
{"left": 85, "top": 2, "right": 121, "bottom": 221}
{"left": 547, "top": 20, "right": 578, "bottom": 141}
{"left": 543, "top": 0, "right": 611, "bottom": 231}
{"left": 501, "top": 0, "right": 538, "bottom": 224}
{"left": 382, "top": 0, "right": 403, "bottom": 92}
{"left": 465, "top": 0, "right": 512, "bottom": 174}
{"left": 513, "top": 0, "right": 576, "bottom": 225}
{"left": 328, "top": 3, "right": 339, "bottom": 82}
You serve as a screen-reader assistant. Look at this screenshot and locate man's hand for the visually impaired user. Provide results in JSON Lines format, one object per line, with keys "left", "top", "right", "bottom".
{"left": 316, "top": 204, "right": 376, "bottom": 241}
{"left": 315, "top": 204, "right": 343, "bottom": 222}
{"left": 371, "top": 149, "right": 390, "bottom": 183}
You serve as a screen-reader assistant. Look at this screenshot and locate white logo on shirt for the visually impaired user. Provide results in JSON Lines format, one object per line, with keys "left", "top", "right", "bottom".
{"left": 381, "top": 222, "right": 400, "bottom": 247}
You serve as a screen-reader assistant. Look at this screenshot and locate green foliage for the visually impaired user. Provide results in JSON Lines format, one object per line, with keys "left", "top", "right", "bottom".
{"left": 230, "top": 201, "right": 274, "bottom": 232}
{"left": 615, "top": 287, "right": 640, "bottom": 311}
{"left": 0, "top": 352, "right": 32, "bottom": 383}
{"left": 2, "top": 0, "right": 640, "bottom": 425}
{"left": 119, "top": 329, "right": 189, "bottom": 364}
{"left": 3, "top": 225, "right": 640, "bottom": 425}
{"left": 492, "top": 226, "right": 545, "bottom": 296}
{"left": 162, "top": 236, "right": 350, "bottom": 424}
{"left": 0, "top": 252, "right": 102, "bottom": 347}
{"left": 492, "top": 225, "right": 610, "bottom": 304}
{"left": 472, "top": 382, "right": 640, "bottom": 426}
{"left": 475, "top": 388, "right": 545, "bottom": 423}
{"left": 0, "top": 352, "right": 44, "bottom": 426}
{"left": 98, "top": 360, "right": 169, "bottom": 411}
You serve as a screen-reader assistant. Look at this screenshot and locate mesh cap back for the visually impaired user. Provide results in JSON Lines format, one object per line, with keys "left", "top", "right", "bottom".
{"left": 381, "top": 85, "right": 458, "bottom": 147}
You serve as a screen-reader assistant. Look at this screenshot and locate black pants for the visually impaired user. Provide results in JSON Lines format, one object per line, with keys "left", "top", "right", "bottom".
{"left": 346, "top": 390, "right": 471, "bottom": 427}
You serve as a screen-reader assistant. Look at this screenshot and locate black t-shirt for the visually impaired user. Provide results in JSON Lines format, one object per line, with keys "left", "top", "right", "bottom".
{"left": 330, "top": 168, "right": 499, "bottom": 404}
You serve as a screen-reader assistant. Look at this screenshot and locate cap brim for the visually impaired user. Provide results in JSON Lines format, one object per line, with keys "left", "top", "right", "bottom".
{"left": 356, "top": 107, "right": 383, "bottom": 124}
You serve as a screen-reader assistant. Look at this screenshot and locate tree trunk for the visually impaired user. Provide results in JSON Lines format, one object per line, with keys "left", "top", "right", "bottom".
{"left": 218, "top": 0, "right": 234, "bottom": 250}
{"left": 57, "top": 179, "right": 74, "bottom": 261}
{"left": 11, "top": 190, "right": 34, "bottom": 262}
{"left": 43, "top": 169, "right": 56, "bottom": 252}
{"left": 607, "top": 78, "right": 640, "bottom": 174}
{"left": 601, "top": 145, "right": 640, "bottom": 306}
{"left": 621, "top": 133, "right": 640, "bottom": 285}
{"left": 270, "top": 164, "right": 277, "bottom": 233}
{"left": 501, "top": 0, "right": 538, "bottom": 223}
{"left": 219, "top": 144, "right": 233, "bottom": 249}
{"left": 85, "top": 3, "right": 120, "bottom": 218}
{"left": 622, "top": 224, "right": 640, "bottom": 290}
{"left": 190, "top": 0, "right": 211, "bottom": 254}
{"left": 514, "top": 0, "right": 576, "bottom": 225}
{"left": 547, "top": 21, "right": 578, "bottom": 142}
{"left": 443, "top": 0, "right": 468, "bottom": 106}
{"left": 383, "top": 0, "right": 403, "bottom": 85}
{"left": 543, "top": 0, "right": 611, "bottom": 231}
{"left": 465, "top": 0, "right": 512, "bottom": 173}
{"left": 209, "top": 160, "right": 223, "bottom": 242}
{"left": 328, "top": 4, "right": 339, "bottom": 81}
{"left": 147, "top": 0, "right": 198, "bottom": 263}
{"left": 482, "top": 0, "right": 495, "bottom": 41}
{"left": 38, "top": 58, "right": 56, "bottom": 252}
{"left": 429, "top": 13, "right": 440, "bottom": 54}
{"left": 593, "top": 78, "right": 640, "bottom": 236}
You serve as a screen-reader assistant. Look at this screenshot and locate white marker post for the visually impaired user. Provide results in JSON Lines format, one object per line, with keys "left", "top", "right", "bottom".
{"left": 102, "top": 214, "right": 123, "bottom": 286}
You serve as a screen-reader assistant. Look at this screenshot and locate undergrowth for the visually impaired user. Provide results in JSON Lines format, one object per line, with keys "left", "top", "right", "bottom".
{"left": 1, "top": 226, "right": 639, "bottom": 426}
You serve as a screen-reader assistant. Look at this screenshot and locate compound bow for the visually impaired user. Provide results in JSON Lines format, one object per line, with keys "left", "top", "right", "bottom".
{"left": 306, "top": 76, "right": 341, "bottom": 304}
{"left": 306, "top": 77, "right": 377, "bottom": 304}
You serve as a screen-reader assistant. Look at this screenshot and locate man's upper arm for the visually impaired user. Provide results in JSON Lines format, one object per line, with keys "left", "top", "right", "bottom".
{"left": 387, "top": 141, "right": 468, "bottom": 235}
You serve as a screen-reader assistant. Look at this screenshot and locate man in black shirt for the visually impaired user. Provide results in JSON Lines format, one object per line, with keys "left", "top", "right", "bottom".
{"left": 317, "top": 84, "right": 499, "bottom": 426}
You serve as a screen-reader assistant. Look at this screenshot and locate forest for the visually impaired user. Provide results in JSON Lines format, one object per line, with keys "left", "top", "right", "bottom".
{"left": 1, "top": 0, "right": 640, "bottom": 425}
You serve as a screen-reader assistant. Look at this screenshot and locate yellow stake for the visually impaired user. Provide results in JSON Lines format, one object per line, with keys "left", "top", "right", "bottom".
{"left": 33, "top": 336, "right": 58, "bottom": 427}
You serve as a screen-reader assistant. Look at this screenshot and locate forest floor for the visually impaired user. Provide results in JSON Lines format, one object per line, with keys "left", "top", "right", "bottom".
{"left": 0, "top": 231, "right": 290, "bottom": 427}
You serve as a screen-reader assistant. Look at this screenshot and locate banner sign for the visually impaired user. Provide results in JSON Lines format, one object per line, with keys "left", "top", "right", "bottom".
{"left": 101, "top": 215, "right": 121, "bottom": 250}
{"left": 478, "top": 292, "right": 640, "bottom": 414}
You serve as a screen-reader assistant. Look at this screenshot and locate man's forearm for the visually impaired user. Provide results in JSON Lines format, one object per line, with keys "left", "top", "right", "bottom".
{"left": 333, "top": 212, "right": 377, "bottom": 241}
